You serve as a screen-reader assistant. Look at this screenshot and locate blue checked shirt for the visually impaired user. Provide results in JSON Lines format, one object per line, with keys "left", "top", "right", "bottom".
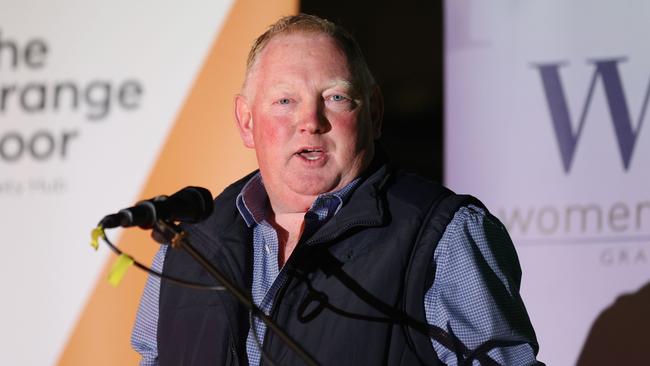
{"left": 131, "top": 173, "right": 538, "bottom": 365}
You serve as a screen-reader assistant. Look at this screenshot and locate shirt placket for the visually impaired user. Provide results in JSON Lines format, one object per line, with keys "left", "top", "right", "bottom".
{"left": 243, "top": 176, "right": 357, "bottom": 366}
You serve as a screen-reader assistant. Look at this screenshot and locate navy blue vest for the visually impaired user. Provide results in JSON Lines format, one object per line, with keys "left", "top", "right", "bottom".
{"left": 157, "top": 164, "right": 482, "bottom": 365}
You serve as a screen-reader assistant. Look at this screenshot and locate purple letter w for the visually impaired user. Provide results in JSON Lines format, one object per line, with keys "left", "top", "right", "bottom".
{"left": 535, "top": 59, "right": 649, "bottom": 173}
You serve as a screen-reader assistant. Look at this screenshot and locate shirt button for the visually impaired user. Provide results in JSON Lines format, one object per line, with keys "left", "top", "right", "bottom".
{"left": 265, "top": 244, "right": 271, "bottom": 254}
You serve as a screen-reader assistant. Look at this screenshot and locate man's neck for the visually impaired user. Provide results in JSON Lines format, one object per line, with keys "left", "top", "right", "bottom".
{"left": 267, "top": 191, "right": 317, "bottom": 215}
{"left": 270, "top": 211, "right": 305, "bottom": 267}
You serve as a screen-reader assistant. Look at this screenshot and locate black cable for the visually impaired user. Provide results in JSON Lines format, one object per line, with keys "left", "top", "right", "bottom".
{"left": 98, "top": 225, "right": 309, "bottom": 365}
{"left": 100, "top": 222, "right": 500, "bottom": 365}
{"left": 290, "top": 248, "right": 505, "bottom": 364}
{"left": 248, "top": 310, "right": 279, "bottom": 366}
{"left": 99, "top": 227, "right": 225, "bottom": 292}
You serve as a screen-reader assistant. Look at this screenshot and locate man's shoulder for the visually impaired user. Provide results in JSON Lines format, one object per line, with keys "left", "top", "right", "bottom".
{"left": 388, "top": 169, "right": 450, "bottom": 197}
{"left": 378, "top": 167, "right": 487, "bottom": 223}
{"left": 381, "top": 169, "right": 454, "bottom": 211}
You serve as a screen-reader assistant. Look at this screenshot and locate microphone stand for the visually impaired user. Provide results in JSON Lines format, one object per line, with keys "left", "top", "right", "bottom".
{"left": 155, "top": 220, "right": 319, "bottom": 366}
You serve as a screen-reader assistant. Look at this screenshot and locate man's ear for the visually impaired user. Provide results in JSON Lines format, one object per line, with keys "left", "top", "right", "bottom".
{"left": 369, "top": 86, "right": 384, "bottom": 139}
{"left": 234, "top": 94, "right": 255, "bottom": 148}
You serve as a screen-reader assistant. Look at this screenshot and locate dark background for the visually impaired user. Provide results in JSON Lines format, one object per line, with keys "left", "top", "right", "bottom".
{"left": 301, "top": 1, "right": 444, "bottom": 182}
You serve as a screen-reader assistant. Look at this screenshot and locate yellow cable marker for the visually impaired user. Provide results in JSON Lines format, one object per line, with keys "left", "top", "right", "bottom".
{"left": 108, "top": 254, "right": 134, "bottom": 287}
{"left": 90, "top": 225, "right": 105, "bottom": 251}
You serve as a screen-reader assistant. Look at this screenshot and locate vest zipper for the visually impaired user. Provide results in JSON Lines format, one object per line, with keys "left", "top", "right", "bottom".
{"left": 260, "top": 218, "right": 381, "bottom": 362}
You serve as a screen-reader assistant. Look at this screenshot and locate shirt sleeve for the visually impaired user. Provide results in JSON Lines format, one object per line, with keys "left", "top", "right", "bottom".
{"left": 130, "top": 245, "right": 168, "bottom": 366}
{"left": 424, "top": 204, "right": 540, "bottom": 365}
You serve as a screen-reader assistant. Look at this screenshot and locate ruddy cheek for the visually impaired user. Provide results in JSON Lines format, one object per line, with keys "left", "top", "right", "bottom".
{"left": 259, "top": 125, "right": 278, "bottom": 141}
{"left": 255, "top": 115, "right": 282, "bottom": 140}
{"left": 277, "top": 115, "right": 297, "bottom": 135}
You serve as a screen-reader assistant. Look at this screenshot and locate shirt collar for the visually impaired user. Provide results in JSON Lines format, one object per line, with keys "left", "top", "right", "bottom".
{"left": 236, "top": 172, "right": 360, "bottom": 228}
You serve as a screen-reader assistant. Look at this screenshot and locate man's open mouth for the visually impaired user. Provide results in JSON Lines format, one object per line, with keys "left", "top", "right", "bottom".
{"left": 296, "top": 148, "right": 325, "bottom": 161}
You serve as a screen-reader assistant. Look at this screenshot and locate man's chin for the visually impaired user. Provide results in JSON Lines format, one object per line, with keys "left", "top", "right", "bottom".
{"left": 286, "top": 176, "right": 340, "bottom": 197}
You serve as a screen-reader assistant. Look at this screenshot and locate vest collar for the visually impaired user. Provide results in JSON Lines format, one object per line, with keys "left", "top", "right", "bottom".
{"left": 304, "top": 160, "right": 392, "bottom": 246}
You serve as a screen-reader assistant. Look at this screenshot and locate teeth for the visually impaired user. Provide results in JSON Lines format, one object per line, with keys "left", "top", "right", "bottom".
{"left": 299, "top": 149, "right": 323, "bottom": 160}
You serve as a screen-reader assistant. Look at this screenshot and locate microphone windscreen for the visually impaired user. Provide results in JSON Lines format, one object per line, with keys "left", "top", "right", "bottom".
{"left": 161, "top": 186, "right": 214, "bottom": 224}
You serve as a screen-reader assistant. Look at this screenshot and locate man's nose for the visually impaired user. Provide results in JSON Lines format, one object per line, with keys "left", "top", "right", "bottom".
{"left": 297, "top": 102, "right": 331, "bottom": 134}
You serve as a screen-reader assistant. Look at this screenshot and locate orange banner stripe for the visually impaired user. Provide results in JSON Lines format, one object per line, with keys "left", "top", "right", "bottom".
{"left": 57, "top": 1, "right": 298, "bottom": 364}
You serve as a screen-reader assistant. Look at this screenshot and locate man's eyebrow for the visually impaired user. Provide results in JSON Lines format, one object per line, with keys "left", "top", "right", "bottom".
{"left": 326, "top": 79, "right": 355, "bottom": 89}
{"left": 325, "top": 80, "right": 363, "bottom": 97}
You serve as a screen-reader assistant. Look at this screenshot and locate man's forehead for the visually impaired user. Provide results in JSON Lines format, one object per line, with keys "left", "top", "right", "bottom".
{"left": 247, "top": 32, "right": 357, "bottom": 86}
{"left": 253, "top": 31, "right": 348, "bottom": 68}
{"left": 264, "top": 79, "right": 356, "bottom": 92}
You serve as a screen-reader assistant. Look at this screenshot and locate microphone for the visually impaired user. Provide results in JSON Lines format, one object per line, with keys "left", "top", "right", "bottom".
{"left": 100, "top": 186, "right": 213, "bottom": 229}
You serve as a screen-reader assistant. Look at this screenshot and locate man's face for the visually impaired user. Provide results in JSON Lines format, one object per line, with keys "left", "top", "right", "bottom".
{"left": 236, "top": 32, "right": 381, "bottom": 212}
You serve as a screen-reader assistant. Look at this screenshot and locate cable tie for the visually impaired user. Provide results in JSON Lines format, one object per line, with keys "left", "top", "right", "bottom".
{"left": 90, "top": 225, "right": 105, "bottom": 251}
{"left": 107, "top": 254, "right": 134, "bottom": 287}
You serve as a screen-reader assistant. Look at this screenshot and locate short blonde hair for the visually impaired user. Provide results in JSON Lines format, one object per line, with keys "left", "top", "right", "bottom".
{"left": 245, "top": 14, "right": 375, "bottom": 97}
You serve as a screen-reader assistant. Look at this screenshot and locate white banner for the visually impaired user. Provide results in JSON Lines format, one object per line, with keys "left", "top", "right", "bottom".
{"left": 0, "top": 1, "right": 233, "bottom": 364}
{"left": 445, "top": 1, "right": 650, "bottom": 365}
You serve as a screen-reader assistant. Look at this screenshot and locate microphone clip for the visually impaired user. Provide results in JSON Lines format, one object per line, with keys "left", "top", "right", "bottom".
{"left": 152, "top": 220, "right": 188, "bottom": 249}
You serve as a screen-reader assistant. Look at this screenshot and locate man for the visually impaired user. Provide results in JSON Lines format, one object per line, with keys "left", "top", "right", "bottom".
{"left": 132, "top": 14, "right": 541, "bottom": 365}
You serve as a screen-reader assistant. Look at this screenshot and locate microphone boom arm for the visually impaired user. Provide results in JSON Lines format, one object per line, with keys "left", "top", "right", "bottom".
{"left": 155, "top": 220, "right": 319, "bottom": 366}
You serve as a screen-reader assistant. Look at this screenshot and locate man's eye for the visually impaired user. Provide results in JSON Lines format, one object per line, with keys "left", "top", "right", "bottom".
{"left": 331, "top": 95, "right": 346, "bottom": 102}
{"left": 277, "top": 98, "right": 291, "bottom": 105}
